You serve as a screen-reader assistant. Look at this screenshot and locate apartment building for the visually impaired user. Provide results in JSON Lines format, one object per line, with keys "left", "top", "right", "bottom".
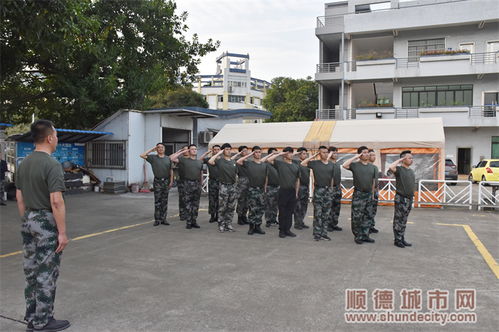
{"left": 315, "top": 0, "right": 499, "bottom": 174}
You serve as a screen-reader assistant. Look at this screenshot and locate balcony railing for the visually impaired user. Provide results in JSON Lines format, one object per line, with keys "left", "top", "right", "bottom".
{"left": 316, "top": 106, "right": 498, "bottom": 120}
{"left": 317, "top": 52, "right": 499, "bottom": 73}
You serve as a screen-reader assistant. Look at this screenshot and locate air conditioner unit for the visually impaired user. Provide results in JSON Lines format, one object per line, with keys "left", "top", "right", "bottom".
{"left": 199, "top": 131, "right": 215, "bottom": 144}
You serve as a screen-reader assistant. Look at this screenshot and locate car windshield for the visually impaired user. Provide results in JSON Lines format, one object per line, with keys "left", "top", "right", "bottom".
{"left": 445, "top": 160, "right": 455, "bottom": 166}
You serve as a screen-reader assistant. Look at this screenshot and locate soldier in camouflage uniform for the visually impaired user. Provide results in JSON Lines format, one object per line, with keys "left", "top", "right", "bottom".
{"left": 293, "top": 147, "right": 310, "bottom": 230}
{"left": 209, "top": 143, "right": 239, "bottom": 232}
{"left": 171, "top": 145, "right": 203, "bottom": 229}
{"left": 175, "top": 146, "right": 190, "bottom": 221}
{"left": 389, "top": 150, "right": 415, "bottom": 248}
{"left": 367, "top": 149, "right": 380, "bottom": 234}
{"left": 327, "top": 146, "right": 343, "bottom": 232}
{"left": 264, "top": 148, "right": 279, "bottom": 227}
{"left": 237, "top": 146, "right": 268, "bottom": 235}
{"left": 0, "top": 152, "right": 7, "bottom": 206}
{"left": 200, "top": 145, "right": 221, "bottom": 223}
{"left": 141, "top": 143, "right": 173, "bottom": 226}
{"left": 16, "top": 120, "right": 70, "bottom": 331}
{"left": 343, "top": 146, "right": 377, "bottom": 244}
{"left": 301, "top": 146, "right": 335, "bottom": 241}
{"left": 236, "top": 145, "right": 250, "bottom": 225}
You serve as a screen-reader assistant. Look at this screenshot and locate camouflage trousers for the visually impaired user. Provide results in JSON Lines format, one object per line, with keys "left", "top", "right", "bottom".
{"left": 367, "top": 191, "right": 379, "bottom": 229}
{"left": 248, "top": 187, "right": 265, "bottom": 225}
{"left": 293, "top": 185, "right": 309, "bottom": 227}
{"left": 313, "top": 187, "right": 333, "bottom": 237}
{"left": 0, "top": 179, "right": 5, "bottom": 203}
{"left": 328, "top": 186, "right": 342, "bottom": 227}
{"left": 182, "top": 179, "right": 201, "bottom": 226}
{"left": 393, "top": 193, "right": 413, "bottom": 242}
{"left": 177, "top": 180, "right": 187, "bottom": 221}
{"left": 208, "top": 179, "right": 220, "bottom": 216}
{"left": 265, "top": 185, "right": 279, "bottom": 225}
{"left": 218, "top": 183, "right": 237, "bottom": 227}
{"left": 21, "top": 209, "right": 61, "bottom": 328}
{"left": 351, "top": 190, "right": 372, "bottom": 241}
{"left": 236, "top": 177, "right": 249, "bottom": 217}
{"left": 153, "top": 178, "right": 170, "bottom": 223}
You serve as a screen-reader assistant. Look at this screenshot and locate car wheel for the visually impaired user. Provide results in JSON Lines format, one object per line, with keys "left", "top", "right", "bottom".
{"left": 468, "top": 174, "right": 474, "bottom": 183}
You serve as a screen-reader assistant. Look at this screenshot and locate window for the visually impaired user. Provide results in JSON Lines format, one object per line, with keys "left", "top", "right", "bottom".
{"left": 87, "top": 141, "right": 126, "bottom": 169}
{"left": 459, "top": 42, "right": 474, "bottom": 54}
{"left": 477, "top": 160, "right": 487, "bottom": 168}
{"left": 228, "top": 95, "right": 245, "bottom": 103}
{"left": 408, "top": 38, "right": 445, "bottom": 62}
{"left": 217, "top": 95, "right": 223, "bottom": 102}
{"left": 229, "top": 81, "right": 247, "bottom": 88}
{"left": 490, "top": 161, "right": 499, "bottom": 167}
{"left": 402, "top": 85, "right": 472, "bottom": 107}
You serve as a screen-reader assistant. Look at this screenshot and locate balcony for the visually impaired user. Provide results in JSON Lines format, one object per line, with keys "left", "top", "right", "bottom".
{"left": 350, "top": 106, "right": 499, "bottom": 127}
{"left": 316, "top": 52, "right": 499, "bottom": 82}
{"left": 316, "top": 0, "right": 498, "bottom": 35}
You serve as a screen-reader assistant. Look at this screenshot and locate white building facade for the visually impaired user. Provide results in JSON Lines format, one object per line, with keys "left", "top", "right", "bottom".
{"left": 193, "top": 52, "right": 271, "bottom": 112}
{"left": 315, "top": 0, "right": 499, "bottom": 175}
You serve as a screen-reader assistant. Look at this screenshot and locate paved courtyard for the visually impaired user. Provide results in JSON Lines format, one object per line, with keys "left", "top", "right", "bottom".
{"left": 1, "top": 191, "right": 498, "bottom": 331}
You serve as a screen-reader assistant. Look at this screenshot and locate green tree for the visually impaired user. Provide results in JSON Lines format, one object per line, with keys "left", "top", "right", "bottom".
{"left": 263, "top": 77, "right": 318, "bottom": 122}
{"left": 145, "top": 86, "right": 208, "bottom": 109}
{"left": 0, "top": 0, "right": 218, "bottom": 128}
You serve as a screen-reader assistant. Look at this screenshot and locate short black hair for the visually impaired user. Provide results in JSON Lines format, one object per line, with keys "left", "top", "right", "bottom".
{"left": 319, "top": 145, "right": 328, "bottom": 150}
{"left": 357, "top": 146, "right": 368, "bottom": 154}
{"left": 212, "top": 144, "right": 221, "bottom": 148}
{"left": 368, "top": 148, "right": 374, "bottom": 153}
{"left": 221, "top": 143, "right": 232, "bottom": 149}
{"left": 31, "top": 120, "right": 55, "bottom": 144}
{"left": 156, "top": 142, "right": 165, "bottom": 148}
{"left": 238, "top": 145, "right": 248, "bottom": 152}
{"left": 297, "top": 147, "right": 307, "bottom": 152}
{"left": 268, "top": 148, "right": 277, "bottom": 154}
{"left": 283, "top": 146, "right": 294, "bottom": 153}
{"left": 400, "top": 150, "right": 412, "bottom": 158}
{"left": 252, "top": 146, "right": 261, "bottom": 152}
{"left": 328, "top": 146, "right": 338, "bottom": 152}
{"left": 188, "top": 144, "right": 197, "bottom": 149}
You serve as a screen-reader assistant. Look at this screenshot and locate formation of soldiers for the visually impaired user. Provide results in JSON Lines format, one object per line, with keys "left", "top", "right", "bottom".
{"left": 142, "top": 143, "right": 416, "bottom": 248}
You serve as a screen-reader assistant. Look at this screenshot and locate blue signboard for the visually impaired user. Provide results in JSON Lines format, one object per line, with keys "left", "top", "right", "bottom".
{"left": 17, "top": 142, "right": 86, "bottom": 166}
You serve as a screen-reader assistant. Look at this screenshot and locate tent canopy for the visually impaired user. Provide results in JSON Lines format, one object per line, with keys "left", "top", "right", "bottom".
{"left": 209, "top": 118, "right": 445, "bottom": 150}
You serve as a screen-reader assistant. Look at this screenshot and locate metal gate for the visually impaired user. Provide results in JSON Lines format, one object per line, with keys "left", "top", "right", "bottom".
{"left": 417, "top": 180, "right": 472, "bottom": 209}
{"left": 478, "top": 181, "right": 499, "bottom": 210}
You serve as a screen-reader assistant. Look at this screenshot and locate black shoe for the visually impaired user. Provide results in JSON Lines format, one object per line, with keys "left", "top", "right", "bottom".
{"left": 321, "top": 234, "right": 332, "bottom": 241}
{"left": 242, "top": 215, "right": 249, "bottom": 224}
{"left": 402, "top": 238, "right": 412, "bottom": 247}
{"left": 265, "top": 222, "right": 271, "bottom": 228}
{"left": 332, "top": 226, "right": 343, "bottom": 231}
{"left": 354, "top": 238, "right": 364, "bottom": 244}
{"left": 26, "top": 322, "right": 34, "bottom": 332}
{"left": 369, "top": 227, "right": 379, "bottom": 234}
{"left": 253, "top": 224, "right": 266, "bottom": 235}
{"left": 279, "top": 232, "right": 287, "bottom": 238}
{"left": 161, "top": 221, "right": 170, "bottom": 225}
{"left": 294, "top": 225, "right": 303, "bottom": 230}
{"left": 209, "top": 215, "right": 216, "bottom": 223}
{"left": 153, "top": 221, "right": 160, "bottom": 226}
{"left": 362, "top": 237, "right": 375, "bottom": 243}
{"left": 394, "top": 241, "right": 405, "bottom": 248}
{"left": 0, "top": 202, "right": 6, "bottom": 206}
{"left": 314, "top": 235, "right": 322, "bottom": 241}
{"left": 34, "top": 318, "right": 70, "bottom": 332}
{"left": 186, "top": 225, "right": 192, "bottom": 229}
{"left": 285, "top": 231, "right": 296, "bottom": 237}
{"left": 237, "top": 216, "right": 245, "bottom": 225}
{"left": 248, "top": 224, "right": 255, "bottom": 235}
{"left": 191, "top": 223, "right": 200, "bottom": 229}
{"left": 301, "top": 224, "right": 309, "bottom": 229}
